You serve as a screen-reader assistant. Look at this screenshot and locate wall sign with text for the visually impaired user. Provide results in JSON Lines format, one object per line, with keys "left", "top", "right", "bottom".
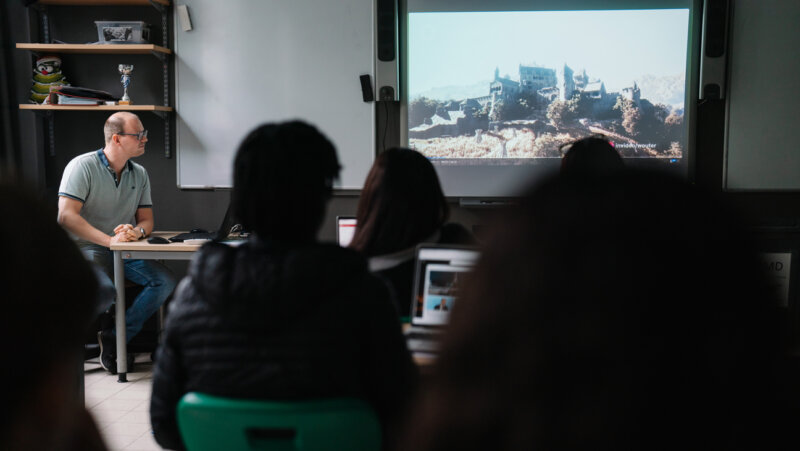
{"left": 759, "top": 252, "right": 792, "bottom": 308}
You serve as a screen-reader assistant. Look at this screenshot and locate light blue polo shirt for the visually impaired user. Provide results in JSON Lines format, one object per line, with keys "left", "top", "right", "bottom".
{"left": 58, "top": 149, "right": 152, "bottom": 246}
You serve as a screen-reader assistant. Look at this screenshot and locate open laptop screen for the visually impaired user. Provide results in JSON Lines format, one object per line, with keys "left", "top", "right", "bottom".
{"left": 411, "top": 245, "right": 480, "bottom": 326}
{"left": 336, "top": 216, "right": 357, "bottom": 247}
{"left": 169, "top": 204, "right": 240, "bottom": 242}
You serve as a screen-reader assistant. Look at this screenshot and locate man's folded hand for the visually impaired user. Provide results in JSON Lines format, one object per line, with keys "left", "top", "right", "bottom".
{"left": 114, "top": 223, "right": 134, "bottom": 234}
{"left": 109, "top": 231, "right": 135, "bottom": 246}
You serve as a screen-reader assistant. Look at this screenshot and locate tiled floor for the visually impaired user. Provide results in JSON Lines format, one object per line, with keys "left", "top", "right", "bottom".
{"left": 84, "top": 355, "right": 163, "bottom": 451}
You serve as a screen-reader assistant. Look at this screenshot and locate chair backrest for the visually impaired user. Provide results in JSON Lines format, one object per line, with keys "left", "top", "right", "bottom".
{"left": 177, "top": 393, "right": 382, "bottom": 451}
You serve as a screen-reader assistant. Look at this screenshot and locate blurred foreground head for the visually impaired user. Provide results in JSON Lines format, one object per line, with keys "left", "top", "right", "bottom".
{"left": 560, "top": 135, "right": 624, "bottom": 177}
{"left": 0, "top": 182, "right": 101, "bottom": 449}
{"left": 403, "top": 170, "right": 794, "bottom": 450}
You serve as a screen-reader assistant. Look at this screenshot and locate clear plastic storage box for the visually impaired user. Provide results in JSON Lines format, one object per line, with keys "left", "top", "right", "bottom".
{"left": 95, "top": 21, "right": 150, "bottom": 44}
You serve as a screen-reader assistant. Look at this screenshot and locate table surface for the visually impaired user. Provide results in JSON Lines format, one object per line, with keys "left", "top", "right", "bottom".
{"left": 110, "top": 232, "right": 436, "bottom": 369}
{"left": 109, "top": 231, "right": 206, "bottom": 252}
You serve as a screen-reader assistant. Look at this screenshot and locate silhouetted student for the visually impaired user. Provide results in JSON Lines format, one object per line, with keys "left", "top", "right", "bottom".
{"left": 150, "top": 121, "right": 417, "bottom": 450}
{"left": 400, "top": 171, "right": 797, "bottom": 450}
{"left": 0, "top": 182, "right": 107, "bottom": 451}
{"left": 433, "top": 299, "right": 449, "bottom": 311}
{"left": 349, "top": 148, "right": 474, "bottom": 317}
{"left": 560, "top": 135, "right": 624, "bottom": 177}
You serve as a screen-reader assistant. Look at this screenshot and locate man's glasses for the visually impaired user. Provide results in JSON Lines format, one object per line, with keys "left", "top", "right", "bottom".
{"left": 117, "top": 130, "right": 148, "bottom": 141}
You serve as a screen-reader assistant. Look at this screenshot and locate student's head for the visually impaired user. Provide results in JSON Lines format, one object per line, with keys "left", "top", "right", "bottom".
{"left": 560, "top": 135, "right": 624, "bottom": 177}
{"left": 231, "top": 120, "right": 340, "bottom": 243}
{"left": 350, "top": 148, "right": 448, "bottom": 256}
{"left": 0, "top": 182, "right": 99, "bottom": 447}
{"left": 403, "top": 171, "right": 792, "bottom": 450}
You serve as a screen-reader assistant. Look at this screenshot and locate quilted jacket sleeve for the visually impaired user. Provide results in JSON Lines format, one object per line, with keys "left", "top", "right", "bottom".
{"left": 150, "top": 278, "right": 192, "bottom": 451}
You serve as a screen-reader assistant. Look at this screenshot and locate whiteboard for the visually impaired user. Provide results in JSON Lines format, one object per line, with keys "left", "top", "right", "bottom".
{"left": 174, "top": 0, "right": 376, "bottom": 189}
{"left": 724, "top": 0, "right": 800, "bottom": 190}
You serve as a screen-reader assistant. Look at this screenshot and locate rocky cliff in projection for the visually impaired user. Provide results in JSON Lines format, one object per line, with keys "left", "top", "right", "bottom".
{"left": 409, "top": 63, "right": 685, "bottom": 160}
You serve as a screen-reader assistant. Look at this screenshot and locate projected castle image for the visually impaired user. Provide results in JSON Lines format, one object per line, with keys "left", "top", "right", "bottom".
{"left": 409, "top": 63, "right": 685, "bottom": 160}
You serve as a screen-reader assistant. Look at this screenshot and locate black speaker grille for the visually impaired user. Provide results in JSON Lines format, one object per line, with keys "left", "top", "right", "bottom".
{"left": 705, "top": 0, "right": 728, "bottom": 58}
{"left": 378, "top": 0, "right": 395, "bottom": 61}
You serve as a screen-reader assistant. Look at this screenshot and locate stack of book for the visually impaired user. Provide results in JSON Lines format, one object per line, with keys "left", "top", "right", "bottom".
{"left": 53, "top": 86, "right": 119, "bottom": 105}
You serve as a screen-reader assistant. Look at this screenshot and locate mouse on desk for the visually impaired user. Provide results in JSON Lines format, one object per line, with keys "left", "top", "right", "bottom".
{"left": 147, "top": 236, "right": 171, "bottom": 244}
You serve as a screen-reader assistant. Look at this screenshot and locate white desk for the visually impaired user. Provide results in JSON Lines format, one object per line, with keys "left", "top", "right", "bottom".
{"left": 110, "top": 232, "right": 202, "bottom": 382}
{"left": 111, "top": 235, "right": 431, "bottom": 380}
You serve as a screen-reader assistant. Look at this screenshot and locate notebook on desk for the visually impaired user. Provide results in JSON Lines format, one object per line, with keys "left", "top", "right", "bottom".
{"left": 169, "top": 204, "right": 244, "bottom": 242}
{"left": 404, "top": 244, "right": 480, "bottom": 354}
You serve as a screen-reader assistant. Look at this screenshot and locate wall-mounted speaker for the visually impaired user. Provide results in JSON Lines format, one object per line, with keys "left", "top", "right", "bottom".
{"left": 375, "top": 0, "right": 398, "bottom": 101}
{"left": 699, "top": 0, "right": 730, "bottom": 100}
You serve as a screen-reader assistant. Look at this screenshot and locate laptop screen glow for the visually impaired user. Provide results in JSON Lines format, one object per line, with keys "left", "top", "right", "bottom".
{"left": 336, "top": 217, "right": 357, "bottom": 247}
{"left": 411, "top": 246, "right": 480, "bottom": 326}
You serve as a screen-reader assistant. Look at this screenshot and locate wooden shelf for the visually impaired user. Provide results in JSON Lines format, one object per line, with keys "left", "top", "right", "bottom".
{"left": 34, "top": 0, "right": 169, "bottom": 6}
{"left": 16, "top": 43, "right": 171, "bottom": 55}
{"left": 20, "top": 104, "right": 172, "bottom": 112}
{"left": 22, "top": 0, "right": 174, "bottom": 157}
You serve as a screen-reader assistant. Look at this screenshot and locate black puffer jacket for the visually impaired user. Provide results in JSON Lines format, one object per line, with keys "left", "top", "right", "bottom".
{"left": 150, "top": 238, "right": 417, "bottom": 450}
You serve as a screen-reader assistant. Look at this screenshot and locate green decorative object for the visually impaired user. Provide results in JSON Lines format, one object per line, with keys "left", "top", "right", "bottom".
{"left": 29, "top": 55, "right": 69, "bottom": 104}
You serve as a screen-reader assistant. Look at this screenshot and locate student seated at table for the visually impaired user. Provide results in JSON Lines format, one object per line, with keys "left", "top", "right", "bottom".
{"left": 400, "top": 170, "right": 798, "bottom": 450}
{"left": 348, "top": 148, "right": 474, "bottom": 317}
{"left": 0, "top": 182, "right": 107, "bottom": 451}
{"left": 150, "top": 121, "right": 417, "bottom": 450}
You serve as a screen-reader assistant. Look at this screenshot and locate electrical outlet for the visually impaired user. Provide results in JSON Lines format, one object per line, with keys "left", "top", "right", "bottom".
{"left": 379, "top": 86, "right": 394, "bottom": 101}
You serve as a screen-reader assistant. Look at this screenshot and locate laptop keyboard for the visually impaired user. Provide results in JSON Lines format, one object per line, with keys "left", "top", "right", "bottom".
{"left": 405, "top": 326, "right": 443, "bottom": 353}
{"left": 404, "top": 326, "right": 440, "bottom": 339}
{"left": 407, "top": 338, "right": 441, "bottom": 353}
{"left": 169, "top": 231, "right": 216, "bottom": 242}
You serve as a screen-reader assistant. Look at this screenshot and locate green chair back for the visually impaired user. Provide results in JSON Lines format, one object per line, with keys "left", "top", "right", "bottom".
{"left": 177, "top": 393, "right": 382, "bottom": 451}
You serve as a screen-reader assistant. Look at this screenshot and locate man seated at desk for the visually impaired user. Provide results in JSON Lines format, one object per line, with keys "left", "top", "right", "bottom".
{"left": 57, "top": 111, "right": 176, "bottom": 374}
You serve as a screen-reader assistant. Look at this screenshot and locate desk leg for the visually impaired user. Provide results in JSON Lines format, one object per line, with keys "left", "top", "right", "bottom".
{"left": 113, "top": 250, "right": 128, "bottom": 382}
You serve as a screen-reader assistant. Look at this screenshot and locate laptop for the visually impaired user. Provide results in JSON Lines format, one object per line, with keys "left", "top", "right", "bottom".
{"left": 404, "top": 244, "right": 480, "bottom": 354}
{"left": 169, "top": 204, "right": 245, "bottom": 242}
{"left": 336, "top": 216, "right": 357, "bottom": 247}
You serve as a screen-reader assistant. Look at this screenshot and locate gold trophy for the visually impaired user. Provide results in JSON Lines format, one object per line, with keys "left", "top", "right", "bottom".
{"left": 118, "top": 64, "right": 134, "bottom": 105}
